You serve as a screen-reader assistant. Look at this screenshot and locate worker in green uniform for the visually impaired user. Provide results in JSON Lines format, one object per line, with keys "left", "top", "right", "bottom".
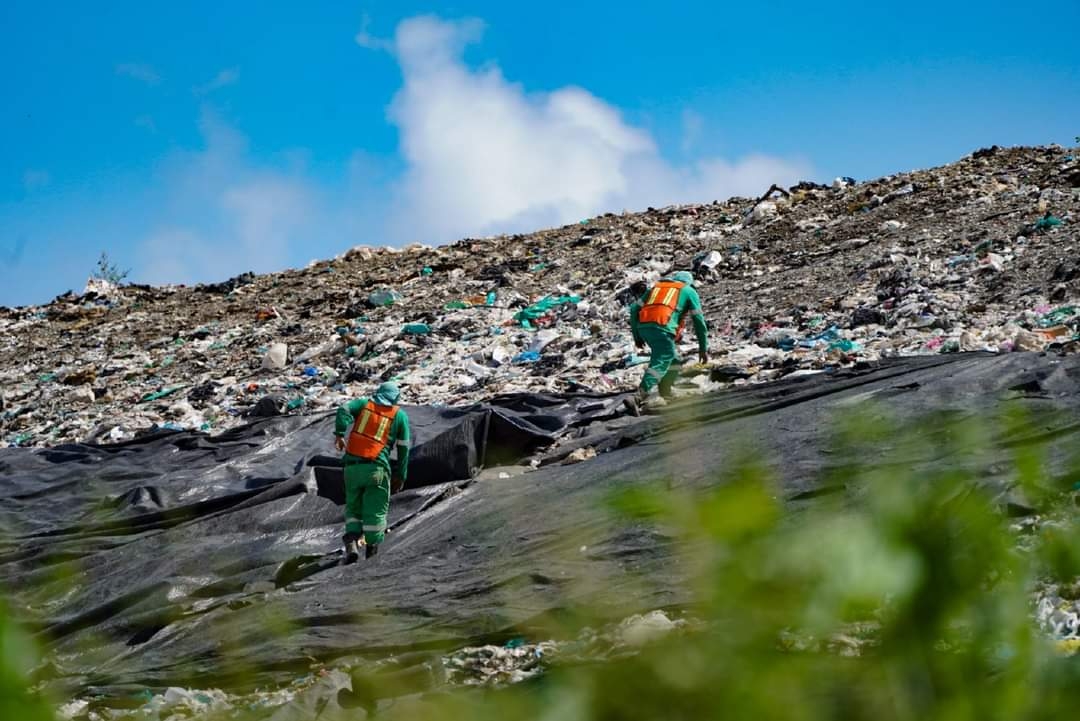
{"left": 334, "top": 382, "right": 411, "bottom": 564}
{"left": 629, "top": 271, "right": 709, "bottom": 408}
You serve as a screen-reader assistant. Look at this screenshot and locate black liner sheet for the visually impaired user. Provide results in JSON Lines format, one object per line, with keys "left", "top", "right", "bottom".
{"left": 2, "top": 353, "right": 1080, "bottom": 703}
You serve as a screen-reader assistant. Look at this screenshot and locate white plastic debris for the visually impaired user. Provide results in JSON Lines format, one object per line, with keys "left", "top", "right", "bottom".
{"left": 262, "top": 342, "right": 289, "bottom": 370}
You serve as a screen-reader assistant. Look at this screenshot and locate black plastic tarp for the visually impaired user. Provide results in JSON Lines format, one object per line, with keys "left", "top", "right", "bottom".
{"left": 2, "top": 353, "right": 1080, "bottom": 702}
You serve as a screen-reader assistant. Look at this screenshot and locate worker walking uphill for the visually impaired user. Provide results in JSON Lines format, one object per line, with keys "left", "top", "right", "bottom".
{"left": 334, "top": 382, "right": 411, "bottom": 564}
{"left": 630, "top": 271, "right": 709, "bottom": 408}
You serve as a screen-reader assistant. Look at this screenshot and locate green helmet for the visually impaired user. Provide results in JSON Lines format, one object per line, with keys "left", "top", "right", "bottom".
{"left": 671, "top": 270, "right": 695, "bottom": 286}
{"left": 372, "top": 382, "right": 401, "bottom": 406}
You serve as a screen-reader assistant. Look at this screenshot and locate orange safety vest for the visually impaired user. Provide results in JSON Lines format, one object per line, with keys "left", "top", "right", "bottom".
{"left": 637, "top": 281, "right": 686, "bottom": 339}
{"left": 345, "top": 401, "right": 399, "bottom": 460}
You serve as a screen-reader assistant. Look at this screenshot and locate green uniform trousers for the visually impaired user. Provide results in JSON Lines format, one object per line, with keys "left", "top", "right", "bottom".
{"left": 638, "top": 324, "right": 681, "bottom": 396}
{"left": 344, "top": 461, "right": 391, "bottom": 545}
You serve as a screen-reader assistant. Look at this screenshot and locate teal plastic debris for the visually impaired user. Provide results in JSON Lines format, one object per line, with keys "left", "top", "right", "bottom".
{"left": 485, "top": 290, "right": 497, "bottom": 306}
{"left": 798, "top": 326, "right": 841, "bottom": 348}
{"left": 141, "top": 386, "right": 184, "bottom": 403}
{"left": 513, "top": 295, "right": 581, "bottom": 329}
{"left": 826, "top": 339, "right": 861, "bottom": 353}
{"left": 1035, "top": 215, "right": 1063, "bottom": 230}
{"left": 1039, "top": 306, "right": 1077, "bottom": 328}
{"left": 505, "top": 637, "right": 526, "bottom": 649}
{"left": 513, "top": 351, "right": 541, "bottom": 364}
{"left": 287, "top": 398, "right": 305, "bottom": 411}
{"left": 403, "top": 323, "right": 431, "bottom": 335}
{"left": 421, "top": 267, "right": 433, "bottom": 276}
{"left": 368, "top": 289, "right": 403, "bottom": 306}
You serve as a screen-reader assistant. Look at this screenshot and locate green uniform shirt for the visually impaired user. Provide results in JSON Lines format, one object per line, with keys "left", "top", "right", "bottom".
{"left": 334, "top": 397, "right": 411, "bottom": 479}
{"left": 630, "top": 281, "right": 709, "bottom": 353}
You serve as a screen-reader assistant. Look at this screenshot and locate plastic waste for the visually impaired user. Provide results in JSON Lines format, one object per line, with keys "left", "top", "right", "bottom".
{"left": 403, "top": 323, "right": 431, "bottom": 335}
{"left": 141, "top": 386, "right": 184, "bottom": 403}
{"left": 262, "top": 343, "right": 288, "bottom": 370}
{"left": 368, "top": 289, "right": 403, "bottom": 306}
{"left": 513, "top": 295, "right": 580, "bottom": 329}
{"left": 798, "top": 326, "right": 841, "bottom": 349}
{"left": 491, "top": 346, "right": 514, "bottom": 366}
{"left": 296, "top": 338, "right": 341, "bottom": 363}
{"left": 513, "top": 351, "right": 541, "bottom": 364}
{"left": 827, "top": 339, "right": 861, "bottom": 353}
{"left": 529, "top": 330, "right": 560, "bottom": 353}
{"left": 750, "top": 201, "right": 778, "bottom": 223}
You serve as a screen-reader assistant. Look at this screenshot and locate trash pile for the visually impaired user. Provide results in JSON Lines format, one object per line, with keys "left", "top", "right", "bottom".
{"left": 56, "top": 611, "right": 688, "bottom": 720}
{"left": 2, "top": 144, "right": 1078, "bottom": 448}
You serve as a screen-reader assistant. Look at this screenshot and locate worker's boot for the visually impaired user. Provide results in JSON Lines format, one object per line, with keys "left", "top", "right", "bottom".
{"left": 642, "top": 389, "right": 667, "bottom": 410}
{"left": 342, "top": 533, "right": 361, "bottom": 565}
{"left": 365, "top": 543, "right": 379, "bottom": 560}
{"left": 622, "top": 393, "right": 641, "bottom": 417}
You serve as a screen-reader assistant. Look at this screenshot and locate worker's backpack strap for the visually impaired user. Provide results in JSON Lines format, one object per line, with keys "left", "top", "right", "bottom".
{"left": 637, "top": 281, "right": 685, "bottom": 327}
{"left": 345, "top": 401, "right": 399, "bottom": 460}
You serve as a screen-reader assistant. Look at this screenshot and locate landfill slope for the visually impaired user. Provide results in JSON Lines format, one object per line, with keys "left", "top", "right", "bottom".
{"left": 0, "top": 145, "right": 1078, "bottom": 448}
{"left": 2, "top": 352, "right": 1079, "bottom": 702}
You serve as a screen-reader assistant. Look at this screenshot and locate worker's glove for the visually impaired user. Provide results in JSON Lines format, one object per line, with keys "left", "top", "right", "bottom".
{"left": 391, "top": 475, "right": 405, "bottom": 493}
{"left": 334, "top": 436, "right": 345, "bottom": 452}
{"left": 634, "top": 339, "right": 646, "bottom": 350}
{"left": 698, "top": 350, "right": 709, "bottom": 365}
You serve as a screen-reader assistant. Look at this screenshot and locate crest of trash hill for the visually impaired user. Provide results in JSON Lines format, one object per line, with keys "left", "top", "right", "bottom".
{"left": 2, "top": 144, "right": 1077, "bottom": 448}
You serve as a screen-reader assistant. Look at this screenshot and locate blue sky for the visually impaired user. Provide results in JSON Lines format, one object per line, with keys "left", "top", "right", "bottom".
{"left": 2, "top": 1, "right": 1078, "bottom": 307}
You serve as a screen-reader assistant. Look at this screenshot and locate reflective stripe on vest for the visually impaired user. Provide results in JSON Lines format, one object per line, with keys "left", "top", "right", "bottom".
{"left": 637, "top": 281, "right": 685, "bottom": 329}
{"left": 345, "top": 401, "right": 399, "bottom": 460}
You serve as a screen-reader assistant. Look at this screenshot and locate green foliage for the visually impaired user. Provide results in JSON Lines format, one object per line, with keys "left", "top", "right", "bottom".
{"left": 0, "top": 599, "right": 55, "bottom": 721}
{"left": 92, "top": 251, "right": 129, "bottom": 285}
{"left": 9, "top": 405, "right": 1080, "bottom": 720}
{"left": 386, "top": 406, "right": 1080, "bottom": 721}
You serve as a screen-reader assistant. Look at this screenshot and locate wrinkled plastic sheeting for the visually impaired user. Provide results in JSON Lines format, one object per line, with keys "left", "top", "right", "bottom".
{"left": 5, "top": 354, "right": 1080, "bottom": 710}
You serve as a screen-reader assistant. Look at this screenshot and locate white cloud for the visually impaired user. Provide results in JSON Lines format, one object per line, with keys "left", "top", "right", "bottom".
{"left": 136, "top": 110, "right": 320, "bottom": 286}
{"left": 354, "top": 13, "right": 393, "bottom": 52}
{"left": 132, "top": 15, "right": 813, "bottom": 289}
{"left": 116, "top": 63, "right": 161, "bottom": 86}
{"left": 376, "top": 16, "right": 813, "bottom": 242}
{"left": 195, "top": 67, "right": 240, "bottom": 95}
{"left": 681, "top": 109, "right": 705, "bottom": 155}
